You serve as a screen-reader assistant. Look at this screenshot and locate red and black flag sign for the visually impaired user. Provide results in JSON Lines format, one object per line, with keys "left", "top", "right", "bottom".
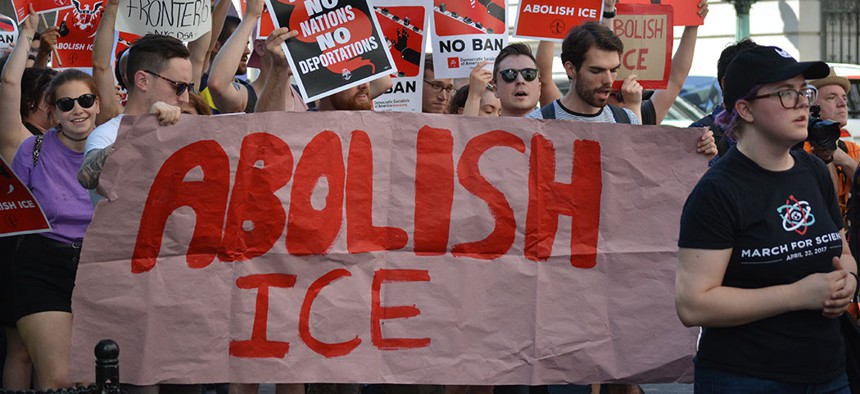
{"left": 266, "top": 0, "right": 396, "bottom": 102}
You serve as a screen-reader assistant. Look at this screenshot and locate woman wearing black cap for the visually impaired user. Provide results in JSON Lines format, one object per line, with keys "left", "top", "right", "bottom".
{"left": 675, "top": 46, "right": 856, "bottom": 393}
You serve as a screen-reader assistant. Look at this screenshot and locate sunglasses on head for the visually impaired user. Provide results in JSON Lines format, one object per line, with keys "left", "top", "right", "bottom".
{"left": 144, "top": 70, "right": 194, "bottom": 96}
{"left": 498, "top": 68, "right": 538, "bottom": 83}
{"left": 55, "top": 93, "right": 96, "bottom": 112}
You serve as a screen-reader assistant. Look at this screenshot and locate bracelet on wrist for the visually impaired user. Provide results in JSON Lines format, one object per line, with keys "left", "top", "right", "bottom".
{"left": 603, "top": 8, "right": 617, "bottom": 19}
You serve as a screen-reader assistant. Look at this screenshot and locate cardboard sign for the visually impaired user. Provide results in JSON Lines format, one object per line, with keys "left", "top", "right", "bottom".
{"left": 0, "top": 14, "right": 18, "bottom": 50}
{"left": 117, "top": 0, "right": 211, "bottom": 41}
{"left": 69, "top": 111, "right": 705, "bottom": 385}
{"left": 513, "top": 0, "right": 604, "bottom": 42}
{"left": 264, "top": 0, "right": 396, "bottom": 103}
{"left": 430, "top": 0, "right": 508, "bottom": 79}
{"left": 611, "top": 3, "right": 672, "bottom": 90}
{"left": 12, "top": 0, "right": 73, "bottom": 22}
{"left": 372, "top": 1, "right": 429, "bottom": 112}
{"left": 54, "top": 0, "right": 105, "bottom": 68}
{"left": 0, "top": 156, "right": 51, "bottom": 237}
{"left": 620, "top": 0, "right": 703, "bottom": 26}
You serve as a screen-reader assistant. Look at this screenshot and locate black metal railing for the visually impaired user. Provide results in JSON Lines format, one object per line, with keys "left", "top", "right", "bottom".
{"left": 0, "top": 339, "right": 120, "bottom": 394}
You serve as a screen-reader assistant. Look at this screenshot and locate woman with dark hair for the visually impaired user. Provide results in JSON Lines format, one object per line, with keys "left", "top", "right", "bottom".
{"left": 0, "top": 6, "right": 100, "bottom": 389}
{"left": 676, "top": 46, "right": 855, "bottom": 393}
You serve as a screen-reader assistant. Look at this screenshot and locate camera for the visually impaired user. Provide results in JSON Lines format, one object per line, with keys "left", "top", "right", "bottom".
{"left": 807, "top": 104, "right": 841, "bottom": 151}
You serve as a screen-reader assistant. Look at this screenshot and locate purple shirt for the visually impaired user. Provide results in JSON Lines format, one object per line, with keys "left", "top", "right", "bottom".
{"left": 12, "top": 129, "right": 94, "bottom": 243}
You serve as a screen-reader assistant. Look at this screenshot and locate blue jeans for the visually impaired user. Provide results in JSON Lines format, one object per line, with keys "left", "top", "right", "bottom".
{"left": 695, "top": 365, "right": 850, "bottom": 394}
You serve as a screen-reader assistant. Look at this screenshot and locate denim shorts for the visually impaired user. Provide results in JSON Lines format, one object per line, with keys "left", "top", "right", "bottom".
{"left": 694, "top": 365, "right": 849, "bottom": 394}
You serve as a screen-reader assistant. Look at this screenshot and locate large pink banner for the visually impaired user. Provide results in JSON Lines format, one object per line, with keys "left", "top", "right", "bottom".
{"left": 70, "top": 112, "right": 706, "bottom": 385}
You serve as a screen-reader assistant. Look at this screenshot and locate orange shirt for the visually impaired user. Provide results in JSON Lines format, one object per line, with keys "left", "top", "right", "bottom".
{"left": 803, "top": 135, "right": 860, "bottom": 228}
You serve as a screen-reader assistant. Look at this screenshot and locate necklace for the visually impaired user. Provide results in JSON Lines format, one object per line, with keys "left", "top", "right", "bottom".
{"left": 60, "top": 129, "right": 88, "bottom": 142}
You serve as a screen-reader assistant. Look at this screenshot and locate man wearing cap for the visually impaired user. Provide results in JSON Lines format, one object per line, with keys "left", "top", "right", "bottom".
{"left": 677, "top": 46, "right": 856, "bottom": 392}
{"left": 804, "top": 67, "right": 860, "bottom": 227}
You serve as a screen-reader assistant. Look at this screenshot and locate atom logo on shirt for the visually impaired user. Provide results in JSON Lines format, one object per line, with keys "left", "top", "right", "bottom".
{"left": 777, "top": 195, "right": 816, "bottom": 235}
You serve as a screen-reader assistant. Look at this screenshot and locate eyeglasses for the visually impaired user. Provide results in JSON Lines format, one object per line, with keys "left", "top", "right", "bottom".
{"left": 498, "top": 68, "right": 538, "bottom": 83}
{"left": 144, "top": 70, "right": 194, "bottom": 96}
{"left": 55, "top": 93, "right": 97, "bottom": 112}
{"left": 424, "top": 80, "right": 455, "bottom": 94}
{"left": 747, "top": 86, "right": 817, "bottom": 109}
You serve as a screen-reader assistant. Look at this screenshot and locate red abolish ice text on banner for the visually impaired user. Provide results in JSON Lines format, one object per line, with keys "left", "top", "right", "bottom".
{"left": 611, "top": 3, "right": 672, "bottom": 90}
{"left": 620, "top": 0, "right": 703, "bottom": 26}
{"left": 69, "top": 112, "right": 704, "bottom": 386}
{"left": 514, "top": 0, "right": 603, "bottom": 42}
{"left": 0, "top": 157, "right": 51, "bottom": 236}
{"left": 265, "top": 0, "right": 396, "bottom": 102}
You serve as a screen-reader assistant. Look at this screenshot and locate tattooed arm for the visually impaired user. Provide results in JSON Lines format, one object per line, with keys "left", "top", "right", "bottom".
{"left": 77, "top": 145, "right": 113, "bottom": 190}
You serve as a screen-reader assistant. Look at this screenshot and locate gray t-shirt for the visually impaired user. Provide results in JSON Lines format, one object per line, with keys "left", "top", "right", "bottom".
{"left": 526, "top": 100, "right": 641, "bottom": 124}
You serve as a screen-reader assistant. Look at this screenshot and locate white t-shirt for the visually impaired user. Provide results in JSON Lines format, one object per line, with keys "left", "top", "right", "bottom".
{"left": 84, "top": 114, "right": 123, "bottom": 205}
{"left": 526, "top": 100, "right": 641, "bottom": 124}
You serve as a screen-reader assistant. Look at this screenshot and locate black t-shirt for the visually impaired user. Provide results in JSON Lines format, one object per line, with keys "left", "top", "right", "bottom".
{"left": 679, "top": 147, "right": 845, "bottom": 383}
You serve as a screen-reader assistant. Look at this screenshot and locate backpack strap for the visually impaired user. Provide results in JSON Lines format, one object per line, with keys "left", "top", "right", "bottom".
{"left": 607, "top": 104, "right": 631, "bottom": 124}
{"left": 32, "top": 134, "right": 44, "bottom": 167}
{"left": 540, "top": 102, "right": 556, "bottom": 120}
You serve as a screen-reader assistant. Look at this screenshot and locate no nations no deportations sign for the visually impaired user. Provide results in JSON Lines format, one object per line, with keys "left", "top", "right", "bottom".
{"left": 266, "top": 0, "right": 396, "bottom": 103}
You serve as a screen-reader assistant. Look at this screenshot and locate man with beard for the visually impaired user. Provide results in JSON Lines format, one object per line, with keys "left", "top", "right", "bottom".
{"left": 202, "top": 13, "right": 260, "bottom": 114}
{"left": 526, "top": 22, "right": 640, "bottom": 124}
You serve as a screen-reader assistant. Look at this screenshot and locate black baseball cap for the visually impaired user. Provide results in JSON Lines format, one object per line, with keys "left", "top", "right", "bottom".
{"left": 722, "top": 46, "right": 829, "bottom": 112}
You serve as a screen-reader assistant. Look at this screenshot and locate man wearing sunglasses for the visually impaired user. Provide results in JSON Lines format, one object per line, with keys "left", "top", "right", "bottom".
{"left": 492, "top": 43, "right": 542, "bottom": 117}
{"left": 423, "top": 57, "right": 456, "bottom": 114}
{"left": 79, "top": 34, "right": 191, "bottom": 204}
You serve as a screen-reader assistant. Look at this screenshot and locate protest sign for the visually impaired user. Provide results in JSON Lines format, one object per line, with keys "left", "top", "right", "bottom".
{"left": 0, "top": 14, "right": 18, "bottom": 50}
{"left": 0, "top": 156, "right": 51, "bottom": 237}
{"left": 116, "top": 0, "right": 211, "bottom": 41}
{"left": 70, "top": 111, "right": 705, "bottom": 385}
{"left": 611, "top": 3, "right": 672, "bottom": 90}
{"left": 265, "top": 0, "right": 396, "bottom": 103}
{"left": 620, "top": 0, "right": 703, "bottom": 26}
{"left": 12, "top": 0, "right": 73, "bottom": 22}
{"left": 430, "top": 0, "right": 507, "bottom": 79}
{"left": 513, "top": 0, "right": 603, "bottom": 42}
{"left": 372, "top": 1, "right": 429, "bottom": 112}
{"left": 231, "top": 0, "right": 275, "bottom": 43}
{"left": 54, "top": 0, "right": 105, "bottom": 68}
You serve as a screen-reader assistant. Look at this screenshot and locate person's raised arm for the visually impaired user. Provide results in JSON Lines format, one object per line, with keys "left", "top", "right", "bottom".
{"left": 647, "top": 0, "right": 707, "bottom": 124}
{"left": 207, "top": 0, "right": 261, "bottom": 113}
{"left": 93, "top": 0, "right": 122, "bottom": 125}
{"left": 200, "top": 0, "right": 231, "bottom": 79}
{"left": 462, "top": 61, "right": 492, "bottom": 116}
{"left": 255, "top": 28, "right": 298, "bottom": 112}
{"left": 600, "top": 0, "right": 616, "bottom": 28}
{"left": 369, "top": 74, "right": 392, "bottom": 99}
{"left": 33, "top": 26, "right": 58, "bottom": 69}
{"left": 537, "top": 41, "right": 561, "bottom": 107}
{"left": 188, "top": 29, "right": 212, "bottom": 89}
{"left": 0, "top": 8, "right": 39, "bottom": 163}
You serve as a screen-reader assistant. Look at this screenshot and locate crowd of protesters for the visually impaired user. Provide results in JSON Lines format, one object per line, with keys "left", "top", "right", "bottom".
{"left": 0, "top": 0, "right": 858, "bottom": 392}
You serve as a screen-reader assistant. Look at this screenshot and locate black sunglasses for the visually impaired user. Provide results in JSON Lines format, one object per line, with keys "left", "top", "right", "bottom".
{"left": 55, "top": 93, "right": 97, "bottom": 112}
{"left": 144, "top": 70, "right": 194, "bottom": 96}
{"left": 498, "top": 68, "right": 538, "bottom": 83}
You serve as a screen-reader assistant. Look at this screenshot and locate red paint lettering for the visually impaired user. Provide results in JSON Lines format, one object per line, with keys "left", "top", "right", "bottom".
{"left": 525, "top": 136, "right": 601, "bottom": 268}
{"left": 413, "top": 126, "right": 454, "bottom": 255}
{"left": 371, "top": 269, "right": 431, "bottom": 350}
{"left": 299, "top": 269, "right": 361, "bottom": 357}
{"left": 286, "top": 131, "right": 345, "bottom": 255}
{"left": 230, "top": 274, "right": 296, "bottom": 358}
{"left": 622, "top": 49, "right": 648, "bottom": 71}
{"left": 132, "top": 141, "right": 230, "bottom": 273}
{"left": 452, "top": 131, "right": 525, "bottom": 259}
{"left": 346, "top": 131, "right": 408, "bottom": 253}
{"left": 220, "top": 133, "right": 293, "bottom": 262}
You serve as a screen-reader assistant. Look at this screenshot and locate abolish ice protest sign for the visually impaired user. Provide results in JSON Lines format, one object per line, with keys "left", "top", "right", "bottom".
{"left": 265, "top": 0, "right": 396, "bottom": 103}
{"left": 372, "top": 0, "right": 430, "bottom": 112}
{"left": 54, "top": 0, "right": 105, "bottom": 68}
{"left": 430, "top": 0, "right": 508, "bottom": 79}
{"left": 0, "top": 156, "right": 50, "bottom": 237}
{"left": 513, "top": 0, "right": 603, "bottom": 42}
{"left": 620, "top": 0, "right": 703, "bottom": 26}
{"left": 611, "top": 3, "right": 673, "bottom": 90}
{"left": 69, "top": 111, "right": 705, "bottom": 385}
{"left": 117, "top": 0, "right": 211, "bottom": 41}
